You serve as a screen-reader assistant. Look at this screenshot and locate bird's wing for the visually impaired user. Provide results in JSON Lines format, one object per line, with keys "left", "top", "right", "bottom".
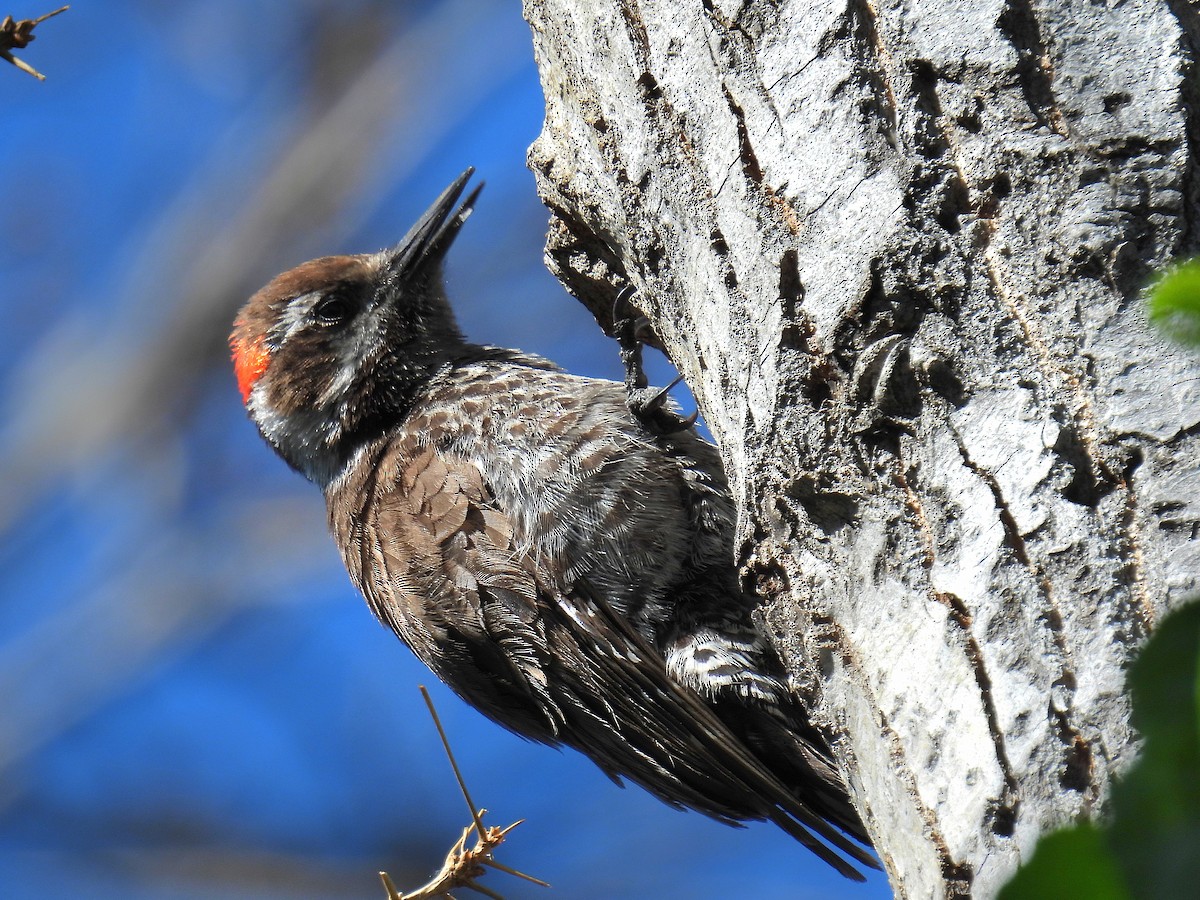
{"left": 351, "top": 442, "right": 875, "bottom": 880}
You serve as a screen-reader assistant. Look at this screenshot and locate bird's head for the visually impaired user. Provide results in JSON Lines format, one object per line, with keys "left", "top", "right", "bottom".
{"left": 231, "top": 169, "right": 480, "bottom": 487}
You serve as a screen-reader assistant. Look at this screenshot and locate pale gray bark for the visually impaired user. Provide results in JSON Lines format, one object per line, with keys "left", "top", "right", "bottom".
{"left": 523, "top": 1, "right": 1200, "bottom": 897}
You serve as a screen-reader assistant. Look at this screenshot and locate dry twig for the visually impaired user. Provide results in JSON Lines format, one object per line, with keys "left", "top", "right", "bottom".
{"left": 0, "top": 5, "right": 67, "bottom": 80}
{"left": 379, "top": 686, "right": 549, "bottom": 900}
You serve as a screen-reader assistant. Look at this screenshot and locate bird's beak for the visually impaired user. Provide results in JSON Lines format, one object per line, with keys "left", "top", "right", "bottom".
{"left": 381, "top": 167, "right": 483, "bottom": 292}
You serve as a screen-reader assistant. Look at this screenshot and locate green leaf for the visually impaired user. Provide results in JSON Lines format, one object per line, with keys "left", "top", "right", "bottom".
{"left": 1110, "top": 600, "right": 1200, "bottom": 897}
{"left": 1000, "top": 601, "right": 1200, "bottom": 900}
{"left": 1127, "top": 599, "right": 1200, "bottom": 749}
{"left": 997, "top": 823, "right": 1129, "bottom": 900}
{"left": 1148, "top": 260, "right": 1200, "bottom": 348}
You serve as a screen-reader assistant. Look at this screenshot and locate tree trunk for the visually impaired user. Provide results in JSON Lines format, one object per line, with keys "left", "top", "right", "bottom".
{"left": 522, "top": 1, "right": 1200, "bottom": 897}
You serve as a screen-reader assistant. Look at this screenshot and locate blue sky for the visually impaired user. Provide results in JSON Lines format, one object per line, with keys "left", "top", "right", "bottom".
{"left": 0, "top": 3, "right": 891, "bottom": 897}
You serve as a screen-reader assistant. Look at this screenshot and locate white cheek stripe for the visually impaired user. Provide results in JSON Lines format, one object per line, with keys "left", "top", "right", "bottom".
{"left": 320, "top": 361, "right": 357, "bottom": 406}
{"left": 320, "top": 325, "right": 381, "bottom": 406}
{"left": 272, "top": 291, "right": 323, "bottom": 345}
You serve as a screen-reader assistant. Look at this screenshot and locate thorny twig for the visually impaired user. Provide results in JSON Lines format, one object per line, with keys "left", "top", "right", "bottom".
{"left": 379, "top": 686, "right": 549, "bottom": 900}
{"left": 0, "top": 5, "right": 67, "bottom": 80}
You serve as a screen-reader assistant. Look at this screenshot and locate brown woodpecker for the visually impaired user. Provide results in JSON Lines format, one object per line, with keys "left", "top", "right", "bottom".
{"left": 230, "top": 169, "right": 877, "bottom": 879}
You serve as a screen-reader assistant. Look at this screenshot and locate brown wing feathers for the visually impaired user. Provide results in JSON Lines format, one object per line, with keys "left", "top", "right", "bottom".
{"left": 349, "top": 441, "right": 873, "bottom": 881}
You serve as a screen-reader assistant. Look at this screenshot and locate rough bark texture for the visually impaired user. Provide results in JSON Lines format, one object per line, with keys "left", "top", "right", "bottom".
{"left": 522, "top": 1, "right": 1200, "bottom": 897}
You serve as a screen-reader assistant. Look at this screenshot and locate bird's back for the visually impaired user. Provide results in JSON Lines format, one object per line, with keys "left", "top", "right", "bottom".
{"left": 324, "top": 353, "right": 874, "bottom": 878}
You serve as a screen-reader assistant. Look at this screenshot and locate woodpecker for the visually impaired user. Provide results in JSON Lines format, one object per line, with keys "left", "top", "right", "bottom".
{"left": 230, "top": 169, "right": 877, "bottom": 879}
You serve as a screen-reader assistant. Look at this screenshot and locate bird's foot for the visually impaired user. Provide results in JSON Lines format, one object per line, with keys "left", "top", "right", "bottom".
{"left": 626, "top": 378, "right": 699, "bottom": 435}
{"left": 612, "top": 286, "right": 698, "bottom": 435}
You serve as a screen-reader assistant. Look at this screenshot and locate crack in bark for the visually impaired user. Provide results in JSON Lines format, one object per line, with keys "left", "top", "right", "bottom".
{"left": 810, "top": 173, "right": 869, "bottom": 219}
{"left": 996, "top": 0, "right": 1069, "bottom": 137}
{"left": 946, "top": 419, "right": 1096, "bottom": 798}
{"left": 617, "top": 0, "right": 652, "bottom": 67}
{"left": 907, "top": 44, "right": 1156, "bottom": 637}
{"left": 704, "top": 22, "right": 803, "bottom": 234}
{"left": 767, "top": 49, "right": 819, "bottom": 93}
{"left": 1165, "top": 0, "right": 1200, "bottom": 253}
{"left": 851, "top": 0, "right": 900, "bottom": 146}
{"left": 554, "top": 2, "right": 696, "bottom": 327}
{"left": 986, "top": 241, "right": 1154, "bottom": 634}
{"left": 1118, "top": 454, "right": 1152, "bottom": 640}
{"left": 881, "top": 711, "right": 973, "bottom": 897}
{"left": 829, "top": 619, "right": 970, "bottom": 897}
{"left": 981, "top": 223, "right": 1155, "bottom": 633}
{"left": 779, "top": 248, "right": 804, "bottom": 316}
{"left": 893, "top": 463, "right": 1023, "bottom": 839}
{"left": 1115, "top": 416, "right": 1200, "bottom": 448}
{"left": 947, "top": 424, "right": 1034, "bottom": 571}
{"left": 722, "top": 83, "right": 765, "bottom": 185}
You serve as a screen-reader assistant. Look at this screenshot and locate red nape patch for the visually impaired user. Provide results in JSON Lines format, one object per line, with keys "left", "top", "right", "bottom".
{"left": 232, "top": 335, "right": 270, "bottom": 403}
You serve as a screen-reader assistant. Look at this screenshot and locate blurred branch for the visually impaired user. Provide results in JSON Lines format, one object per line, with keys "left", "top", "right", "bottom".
{"left": 0, "top": 497, "right": 332, "bottom": 811}
{"left": 0, "top": 5, "right": 67, "bottom": 80}
{"left": 0, "top": 0, "right": 526, "bottom": 792}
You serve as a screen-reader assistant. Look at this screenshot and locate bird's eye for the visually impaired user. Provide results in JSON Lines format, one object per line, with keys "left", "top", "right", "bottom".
{"left": 313, "top": 292, "right": 353, "bottom": 327}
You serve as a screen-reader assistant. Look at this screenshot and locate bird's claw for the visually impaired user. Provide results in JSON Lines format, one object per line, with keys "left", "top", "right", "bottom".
{"left": 612, "top": 287, "right": 697, "bottom": 435}
{"left": 626, "top": 378, "right": 700, "bottom": 435}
